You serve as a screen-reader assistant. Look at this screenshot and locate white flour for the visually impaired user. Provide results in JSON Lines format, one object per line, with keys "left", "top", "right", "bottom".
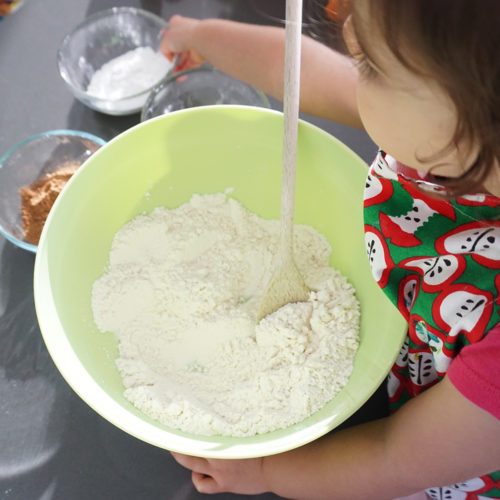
{"left": 87, "top": 46, "right": 172, "bottom": 100}
{"left": 91, "top": 193, "right": 360, "bottom": 436}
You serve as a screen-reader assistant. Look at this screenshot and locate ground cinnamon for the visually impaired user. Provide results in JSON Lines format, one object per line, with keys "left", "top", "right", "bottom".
{"left": 19, "top": 164, "right": 79, "bottom": 245}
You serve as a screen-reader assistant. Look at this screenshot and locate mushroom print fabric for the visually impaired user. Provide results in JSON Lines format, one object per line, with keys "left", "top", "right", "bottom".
{"left": 363, "top": 151, "right": 500, "bottom": 499}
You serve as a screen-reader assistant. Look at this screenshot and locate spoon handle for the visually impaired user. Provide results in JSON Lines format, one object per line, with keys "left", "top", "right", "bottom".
{"left": 281, "top": 0, "right": 303, "bottom": 262}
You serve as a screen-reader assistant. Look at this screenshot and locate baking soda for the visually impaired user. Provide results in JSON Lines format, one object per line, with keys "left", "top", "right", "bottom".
{"left": 91, "top": 193, "right": 360, "bottom": 436}
{"left": 87, "top": 46, "right": 172, "bottom": 101}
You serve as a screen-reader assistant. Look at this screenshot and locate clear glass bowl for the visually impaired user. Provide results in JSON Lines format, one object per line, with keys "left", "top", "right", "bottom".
{"left": 141, "top": 64, "right": 271, "bottom": 121}
{"left": 0, "top": 130, "right": 105, "bottom": 253}
{"left": 57, "top": 7, "right": 173, "bottom": 116}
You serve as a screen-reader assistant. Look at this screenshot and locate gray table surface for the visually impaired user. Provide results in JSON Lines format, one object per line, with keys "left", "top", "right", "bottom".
{"left": 0, "top": 1, "right": 382, "bottom": 499}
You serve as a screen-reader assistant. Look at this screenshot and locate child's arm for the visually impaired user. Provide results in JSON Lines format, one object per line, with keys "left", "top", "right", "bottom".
{"left": 171, "top": 376, "right": 500, "bottom": 499}
{"left": 160, "top": 16, "right": 362, "bottom": 129}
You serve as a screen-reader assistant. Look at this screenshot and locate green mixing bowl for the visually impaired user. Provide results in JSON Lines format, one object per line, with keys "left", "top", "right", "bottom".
{"left": 34, "top": 105, "right": 405, "bottom": 458}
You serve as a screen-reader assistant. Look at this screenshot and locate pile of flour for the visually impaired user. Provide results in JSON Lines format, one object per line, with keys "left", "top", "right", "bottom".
{"left": 87, "top": 47, "right": 171, "bottom": 100}
{"left": 91, "top": 193, "right": 360, "bottom": 437}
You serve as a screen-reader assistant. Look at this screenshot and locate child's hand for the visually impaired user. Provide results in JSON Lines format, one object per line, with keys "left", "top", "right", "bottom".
{"left": 160, "top": 15, "right": 205, "bottom": 71}
{"left": 170, "top": 452, "right": 267, "bottom": 495}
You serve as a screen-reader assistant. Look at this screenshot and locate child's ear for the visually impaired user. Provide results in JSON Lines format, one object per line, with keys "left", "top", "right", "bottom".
{"left": 342, "top": 15, "right": 361, "bottom": 58}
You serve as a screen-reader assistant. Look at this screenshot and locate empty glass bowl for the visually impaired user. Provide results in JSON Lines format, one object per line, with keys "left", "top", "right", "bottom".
{"left": 141, "top": 64, "right": 271, "bottom": 121}
{"left": 57, "top": 7, "right": 173, "bottom": 116}
{"left": 0, "top": 130, "right": 105, "bottom": 253}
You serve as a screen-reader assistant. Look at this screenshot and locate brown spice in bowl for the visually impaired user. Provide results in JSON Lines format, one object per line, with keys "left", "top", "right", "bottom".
{"left": 19, "top": 164, "right": 79, "bottom": 245}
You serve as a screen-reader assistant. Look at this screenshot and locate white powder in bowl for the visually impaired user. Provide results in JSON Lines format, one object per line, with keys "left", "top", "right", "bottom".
{"left": 87, "top": 46, "right": 172, "bottom": 101}
{"left": 91, "top": 193, "right": 360, "bottom": 437}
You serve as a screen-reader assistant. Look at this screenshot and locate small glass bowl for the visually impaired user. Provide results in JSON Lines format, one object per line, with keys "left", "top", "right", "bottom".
{"left": 57, "top": 7, "right": 174, "bottom": 116}
{"left": 141, "top": 64, "right": 271, "bottom": 121}
{"left": 0, "top": 130, "right": 105, "bottom": 253}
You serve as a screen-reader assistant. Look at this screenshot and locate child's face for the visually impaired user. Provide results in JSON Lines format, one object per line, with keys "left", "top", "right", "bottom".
{"left": 344, "top": 7, "right": 476, "bottom": 178}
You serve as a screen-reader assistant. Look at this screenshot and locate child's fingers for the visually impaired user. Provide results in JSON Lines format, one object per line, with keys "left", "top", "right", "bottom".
{"left": 170, "top": 451, "right": 213, "bottom": 477}
{"left": 171, "top": 452, "right": 224, "bottom": 493}
{"left": 159, "top": 28, "right": 172, "bottom": 57}
{"left": 174, "top": 51, "right": 203, "bottom": 72}
{"left": 191, "top": 471, "right": 222, "bottom": 494}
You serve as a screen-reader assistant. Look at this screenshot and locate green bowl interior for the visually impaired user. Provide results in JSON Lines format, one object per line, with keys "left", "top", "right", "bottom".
{"left": 34, "top": 106, "right": 405, "bottom": 458}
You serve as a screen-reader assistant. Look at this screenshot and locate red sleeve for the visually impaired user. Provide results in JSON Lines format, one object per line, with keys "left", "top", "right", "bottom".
{"left": 447, "top": 322, "right": 500, "bottom": 420}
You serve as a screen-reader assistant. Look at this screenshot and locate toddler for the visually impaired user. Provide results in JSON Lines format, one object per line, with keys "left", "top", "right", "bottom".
{"left": 160, "top": 1, "right": 500, "bottom": 498}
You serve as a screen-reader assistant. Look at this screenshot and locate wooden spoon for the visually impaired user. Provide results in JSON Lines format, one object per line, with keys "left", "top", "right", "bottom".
{"left": 257, "top": 0, "right": 309, "bottom": 322}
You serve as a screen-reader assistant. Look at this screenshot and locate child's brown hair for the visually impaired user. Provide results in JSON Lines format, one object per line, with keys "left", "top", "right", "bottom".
{"left": 307, "top": 0, "right": 500, "bottom": 196}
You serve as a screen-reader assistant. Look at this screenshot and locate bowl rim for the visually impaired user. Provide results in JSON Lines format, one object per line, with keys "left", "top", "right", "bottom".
{"left": 0, "top": 129, "right": 106, "bottom": 254}
{"left": 33, "top": 105, "right": 407, "bottom": 458}
{"left": 57, "top": 6, "right": 171, "bottom": 106}
{"left": 140, "top": 63, "right": 271, "bottom": 122}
